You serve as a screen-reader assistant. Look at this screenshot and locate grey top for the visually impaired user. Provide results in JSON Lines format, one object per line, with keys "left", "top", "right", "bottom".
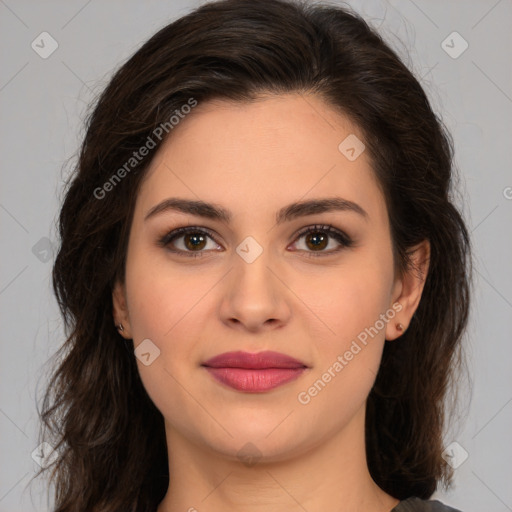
{"left": 392, "top": 497, "right": 462, "bottom": 511}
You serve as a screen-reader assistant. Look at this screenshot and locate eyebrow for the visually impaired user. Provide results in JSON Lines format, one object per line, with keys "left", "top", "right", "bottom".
{"left": 144, "top": 196, "right": 369, "bottom": 224}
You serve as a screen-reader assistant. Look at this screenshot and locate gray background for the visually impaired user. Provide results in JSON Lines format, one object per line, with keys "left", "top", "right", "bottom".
{"left": 1, "top": 0, "right": 511, "bottom": 511}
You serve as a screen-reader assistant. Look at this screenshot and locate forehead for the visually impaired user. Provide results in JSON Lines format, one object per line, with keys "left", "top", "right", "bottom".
{"left": 135, "top": 93, "right": 386, "bottom": 225}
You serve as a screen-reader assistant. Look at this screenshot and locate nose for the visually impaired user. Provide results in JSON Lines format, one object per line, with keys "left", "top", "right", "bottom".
{"left": 218, "top": 250, "right": 292, "bottom": 333}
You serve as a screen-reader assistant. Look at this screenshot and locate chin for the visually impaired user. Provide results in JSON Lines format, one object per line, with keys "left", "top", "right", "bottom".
{"left": 193, "top": 418, "right": 312, "bottom": 465}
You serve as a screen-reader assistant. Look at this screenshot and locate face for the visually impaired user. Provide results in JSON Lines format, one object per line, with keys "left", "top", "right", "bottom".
{"left": 113, "top": 93, "right": 426, "bottom": 463}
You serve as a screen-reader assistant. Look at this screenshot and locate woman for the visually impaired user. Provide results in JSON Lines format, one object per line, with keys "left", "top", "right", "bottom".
{"left": 37, "top": 0, "right": 472, "bottom": 511}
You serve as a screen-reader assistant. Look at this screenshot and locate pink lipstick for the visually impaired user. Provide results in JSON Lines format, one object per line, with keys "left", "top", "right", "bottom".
{"left": 202, "top": 350, "right": 308, "bottom": 392}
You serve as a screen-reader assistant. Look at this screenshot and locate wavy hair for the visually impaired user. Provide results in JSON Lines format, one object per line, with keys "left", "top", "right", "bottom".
{"left": 35, "top": 0, "right": 472, "bottom": 510}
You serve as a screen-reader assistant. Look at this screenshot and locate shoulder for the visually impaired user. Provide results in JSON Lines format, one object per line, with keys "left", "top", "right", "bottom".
{"left": 392, "top": 496, "right": 463, "bottom": 512}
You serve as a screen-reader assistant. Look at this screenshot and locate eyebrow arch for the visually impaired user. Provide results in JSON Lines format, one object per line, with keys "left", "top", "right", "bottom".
{"left": 144, "top": 196, "right": 369, "bottom": 224}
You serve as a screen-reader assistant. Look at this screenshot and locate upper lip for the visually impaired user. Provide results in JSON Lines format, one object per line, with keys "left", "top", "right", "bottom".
{"left": 202, "top": 350, "right": 308, "bottom": 369}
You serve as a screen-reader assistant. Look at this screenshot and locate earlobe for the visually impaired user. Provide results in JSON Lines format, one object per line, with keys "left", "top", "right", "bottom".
{"left": 112, "top": 280, "right": 132, "bottom": 338}
{"left": 386, "top": 239, "right": 430, "bottom": 341}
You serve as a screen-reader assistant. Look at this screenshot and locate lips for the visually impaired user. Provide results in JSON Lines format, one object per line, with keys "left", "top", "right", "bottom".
{"left": 202, "top": 350, "right": 308, "bottom": 392}
{"left": 202, "top": 350, "right": 307, "bottom": 369}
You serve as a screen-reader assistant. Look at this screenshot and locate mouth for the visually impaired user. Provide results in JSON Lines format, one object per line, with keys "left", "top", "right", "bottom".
{"left": 201, "top": 350, "right": 309, "bottom": 392}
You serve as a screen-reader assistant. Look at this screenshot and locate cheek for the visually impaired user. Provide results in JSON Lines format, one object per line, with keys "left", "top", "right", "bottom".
{"left": 300, "top": 258, "right": 393, "bottom": 351}
{"left": 125, "top": 242, "right": 208, "bottom": 341}
{"left": 124, "top": 261, "right": 210, "bottom": 421}
{"left": 124, "top": 252, "right": 217, "bottom": 396}
{"left": 293, "top": 250, "right": 394, "bottom": 414}
{"left": 295, "top": 269, "right": 391, "bottom": 421}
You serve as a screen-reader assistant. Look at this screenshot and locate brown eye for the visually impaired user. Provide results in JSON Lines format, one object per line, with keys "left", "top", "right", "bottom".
{"left": 182, "top": 232, "right": 208, "bottom": 251}
{"left": 304, "top": 231, "right": 329, "bottom": 251}
{"left": 291, "top": 224, "right": 354, "bottom": 257}
{"left": 158, "top": 227, "right": 220, "bottom": 258}
{"left": 158, "top": 224, "right": 354, "bottom": 259}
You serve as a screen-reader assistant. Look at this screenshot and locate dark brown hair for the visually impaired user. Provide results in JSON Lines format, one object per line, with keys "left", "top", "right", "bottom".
{"left": 35, "top": 0, "right": 472, "bottom": 510}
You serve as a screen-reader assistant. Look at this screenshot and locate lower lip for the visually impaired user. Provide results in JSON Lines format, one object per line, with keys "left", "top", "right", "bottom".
{"left": 203, "top": 367, "right": 307, "bottom": 392}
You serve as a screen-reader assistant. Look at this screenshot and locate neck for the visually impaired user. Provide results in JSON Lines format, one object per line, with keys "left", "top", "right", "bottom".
{"left": 156, "top": 405, "right": 400, "bottom": 512}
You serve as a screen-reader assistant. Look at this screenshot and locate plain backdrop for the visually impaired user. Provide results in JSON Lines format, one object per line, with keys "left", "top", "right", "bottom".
{"left": 1, "top": 1, "right": 511, "bottom": 511}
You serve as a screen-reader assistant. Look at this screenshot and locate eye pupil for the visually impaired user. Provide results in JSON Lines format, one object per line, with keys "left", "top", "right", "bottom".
{"left": 306, "top": 232, "right": 328, "bottom": 251}
{"left": 185, "top": 233, "right": 207, "bottom": 250}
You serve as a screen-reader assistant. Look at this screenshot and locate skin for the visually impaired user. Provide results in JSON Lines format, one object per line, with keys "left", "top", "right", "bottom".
{"left": 113, "top": 93, "right": 430, "bottom": 512}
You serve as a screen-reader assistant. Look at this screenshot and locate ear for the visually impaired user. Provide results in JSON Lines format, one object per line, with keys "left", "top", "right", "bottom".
{"left": 386, "top": 239, "right": 430, "bottom": 341}
{"left": 112, "top": 279, "right": 132, "bottom": 339}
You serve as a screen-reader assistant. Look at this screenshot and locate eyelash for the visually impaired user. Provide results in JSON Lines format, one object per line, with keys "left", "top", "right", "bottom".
{"left": 157, "top": 224, "right": 354, "bottom": 259}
